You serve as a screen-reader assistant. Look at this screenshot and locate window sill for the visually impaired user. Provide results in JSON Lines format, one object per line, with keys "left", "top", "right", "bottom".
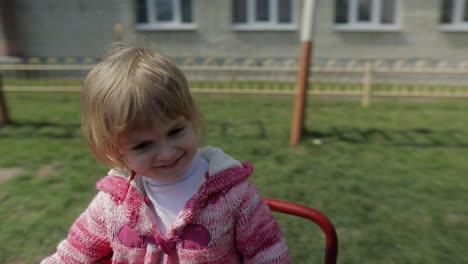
{"left": 334, "top": 24, "right": 401, "bottom": 32}
{"left": 439, "top": 25, "right": 468, "bottom": 32}
{"left": 232, "top": 24, "right": 297, "bottom": 31}
{"left": 136, "top": 23, "right": 197, "bottom": 31}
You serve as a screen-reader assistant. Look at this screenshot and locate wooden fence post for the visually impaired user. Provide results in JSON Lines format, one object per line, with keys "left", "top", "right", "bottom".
{"left": 290, "top": 0, "right": 316, "bottom": 145}
{"left": 0, "top": 73, "right": 12, "bottom": 124}
{"left": 361, "top": 62, "right": 373, "bottom": 108}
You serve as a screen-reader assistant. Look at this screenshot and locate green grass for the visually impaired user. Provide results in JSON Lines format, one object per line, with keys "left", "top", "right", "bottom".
{"left": 1, "top": 92, "right": 468, "bottom": 263}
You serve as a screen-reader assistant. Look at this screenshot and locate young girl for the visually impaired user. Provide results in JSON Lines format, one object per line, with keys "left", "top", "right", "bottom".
{"left": 41, "top": 46, "right": 290, "bottom": 264}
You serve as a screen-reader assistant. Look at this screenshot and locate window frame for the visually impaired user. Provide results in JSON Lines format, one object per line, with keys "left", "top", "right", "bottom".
{"left": 439, "top": 0, "right": 468, "bottom": 31}
{"left": 334, "top": 0, "right": 402, "bottom": 32}
{"left": 232, "top": 0, "right": 297, "bottom": 31}
{"left": 136, "top": 0, "right": 197, "bottom": 31}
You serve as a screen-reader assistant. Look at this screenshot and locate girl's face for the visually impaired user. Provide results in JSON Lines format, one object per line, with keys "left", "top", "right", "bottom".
{"left": 119, "top": 116, "right": 198, "bottom": 182}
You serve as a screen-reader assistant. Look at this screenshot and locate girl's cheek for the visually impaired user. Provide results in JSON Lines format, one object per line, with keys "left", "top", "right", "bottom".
{"left": 134, "top": 153, "right": 147, "bottom": 164}
{"left": 140, "top": 150, "right": 156, "bottom": 164}
{"left": 127, "top": 152, "right": 143, "bottom": 164}
{"left": 126, "top": 155, "right": 146, "bottom": 172}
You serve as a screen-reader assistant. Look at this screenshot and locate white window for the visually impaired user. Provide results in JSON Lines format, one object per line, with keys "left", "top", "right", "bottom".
{"left": 334, "top": 0, "right": 401, "bottom": 31}
{"left": 135, "top": 0, "right": 196, "bottom": 30}
{"left": 232, "top": 0, "right": 296, "bottom": 30}
{"left": 440, "top": 0, "right": 468, "bottom": 31}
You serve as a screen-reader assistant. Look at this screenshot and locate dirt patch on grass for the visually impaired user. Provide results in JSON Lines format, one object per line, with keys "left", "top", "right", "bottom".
{"left": 447, "top": 213, "right": 468, "bottom": 223}
{"left": 38, "top": 164, "right": 59, "bottom": 177}
{"left": 0, "top": 167, "right": 25, "bottom": 183}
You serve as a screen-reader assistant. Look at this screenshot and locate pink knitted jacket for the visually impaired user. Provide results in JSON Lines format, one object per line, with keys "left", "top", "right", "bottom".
{"left": 42, "top": 147, "right": 290, "bottom": 263}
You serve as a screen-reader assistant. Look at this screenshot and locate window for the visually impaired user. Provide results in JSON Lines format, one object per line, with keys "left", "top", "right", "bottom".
{"left": 440, "top": 0, "right": 468, "bottom": 31}
{"left": 135, "top": 0, "right": 196, "bottom": 30}
{"left": 232, "top": 0, "right": 296, "bottom": 30}
{"left": 334, "top": 0, "right": 401, "bottom": 31}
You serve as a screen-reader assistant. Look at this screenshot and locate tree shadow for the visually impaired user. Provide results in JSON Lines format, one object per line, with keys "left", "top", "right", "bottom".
{"left": 4, "top": 119, "right": 467, "bottom": 148}
{"left": 303, "top": 127, "right": 468, "bottom": 148}
{"left": 211, "top": 120, "right": 268, "bottom": 139}
{"left": 0, "top": 121, "right": 81, "bottom": 139}
{"left": 207, "top": 120, "right": 468, "bottom": 148}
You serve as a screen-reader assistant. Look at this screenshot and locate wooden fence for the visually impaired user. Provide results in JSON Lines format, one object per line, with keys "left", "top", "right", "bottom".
{"left": 1, "top": 58, "right": 468, "bottom": 108}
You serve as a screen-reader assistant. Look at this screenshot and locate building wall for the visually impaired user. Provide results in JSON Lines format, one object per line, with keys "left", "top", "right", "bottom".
{"left": 120, "top": 0, "right": 468, "bottom": 62}
{"left": 8, "top": 0, "right": 468, "bottom": 61}
{"left": 13, "top": 0, "right": 118, "bottom": 57}
{"left": 314, "top": 0, "right": 468, "bottom": 61}
{"left": 121, "top": 0, "right": 302, "bottom": 58}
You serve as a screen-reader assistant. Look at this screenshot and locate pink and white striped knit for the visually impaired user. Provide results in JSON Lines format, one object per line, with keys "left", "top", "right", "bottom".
{"left": 41, "top": 146, "right": 290, "bottom": 264}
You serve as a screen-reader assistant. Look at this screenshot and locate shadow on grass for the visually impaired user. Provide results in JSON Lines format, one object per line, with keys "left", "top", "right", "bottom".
{"left": 210, "top": 120, "right": 468, "bottom": 148}
{"left": 211, "top": 120, "right": 268, "bottom": 139}
{"left": 304, "top": 127, "right": 468, "bottom": 148}
{"left": 3, "top": 120, "right": 468, "bottom": 148}
{"left": 0, "top": 121, "right": 81, "bottom": 139}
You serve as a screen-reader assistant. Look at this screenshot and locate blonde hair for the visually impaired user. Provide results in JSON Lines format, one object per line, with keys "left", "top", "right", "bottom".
{"left": 81, "top": 46, "right": 205, "bottom": 170}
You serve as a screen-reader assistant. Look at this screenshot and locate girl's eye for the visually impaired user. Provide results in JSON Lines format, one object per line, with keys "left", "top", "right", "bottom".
{"left": 168, "top": 127, "right": 184, "bottom": 137}
{"left": 132, "top": 141, "right": 151, "bottom": 150}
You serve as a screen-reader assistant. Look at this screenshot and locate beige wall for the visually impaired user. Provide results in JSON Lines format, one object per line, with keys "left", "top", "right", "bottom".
{"left": 120, "top": 0, "right": 301, "bottom": 58}
{"left": 121, "top": 0, "right": 468, "bottom": 62}
{"left": 314, "top": 0, "right": 468, "bottom": 60}
{"left": 13, "top": 0, "right": 118, "bottom": 57}
{"left": 8, "top": 0, "right": 468, "bottom": 61}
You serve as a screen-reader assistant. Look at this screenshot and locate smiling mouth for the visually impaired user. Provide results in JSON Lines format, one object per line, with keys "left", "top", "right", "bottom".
{"left": 156, "top": 154, "right": 183, "bottom": 169}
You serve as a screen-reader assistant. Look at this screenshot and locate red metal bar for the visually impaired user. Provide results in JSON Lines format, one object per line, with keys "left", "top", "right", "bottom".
{"left": 264, "top": 197, "right": 338, "bottom": 264}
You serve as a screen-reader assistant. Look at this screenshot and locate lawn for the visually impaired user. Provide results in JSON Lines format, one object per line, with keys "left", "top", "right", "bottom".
{"left": 0, "top": 92, "right": 467, "bottom": 263}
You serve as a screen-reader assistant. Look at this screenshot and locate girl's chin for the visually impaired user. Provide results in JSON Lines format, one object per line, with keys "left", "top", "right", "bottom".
{"left": 148, "top": 166, "right": 187, "bottom": 182}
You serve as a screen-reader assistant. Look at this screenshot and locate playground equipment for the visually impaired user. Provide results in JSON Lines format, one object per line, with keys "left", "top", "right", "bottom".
{"left": 264, "top": 197, "right": 338, "bottom": 264}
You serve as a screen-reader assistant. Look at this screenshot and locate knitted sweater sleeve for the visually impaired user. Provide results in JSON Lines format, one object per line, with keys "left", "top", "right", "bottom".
{"left": 235, "top": 182, "right": 291, "bottom": 263}
{"left": 41, "top": 192, "right": 112, "bottom": 264}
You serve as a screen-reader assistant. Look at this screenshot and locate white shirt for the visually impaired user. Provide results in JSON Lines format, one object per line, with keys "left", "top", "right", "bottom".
{"left": 142, "top": 154, "right": 208, "bottom": 235}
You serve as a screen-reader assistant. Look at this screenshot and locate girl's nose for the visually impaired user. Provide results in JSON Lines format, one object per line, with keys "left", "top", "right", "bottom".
{"left": 155, "top": 143, "right": 175, "bottom": 161}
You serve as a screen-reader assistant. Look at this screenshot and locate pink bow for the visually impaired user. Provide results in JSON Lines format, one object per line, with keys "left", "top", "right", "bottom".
{"left": 154, "top": 235, "right": 180, "bottom": 255}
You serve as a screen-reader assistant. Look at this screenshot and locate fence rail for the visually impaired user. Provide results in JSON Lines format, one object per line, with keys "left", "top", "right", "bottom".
{"left": 1, "top": 58, "right": 468, "bottom": 107}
